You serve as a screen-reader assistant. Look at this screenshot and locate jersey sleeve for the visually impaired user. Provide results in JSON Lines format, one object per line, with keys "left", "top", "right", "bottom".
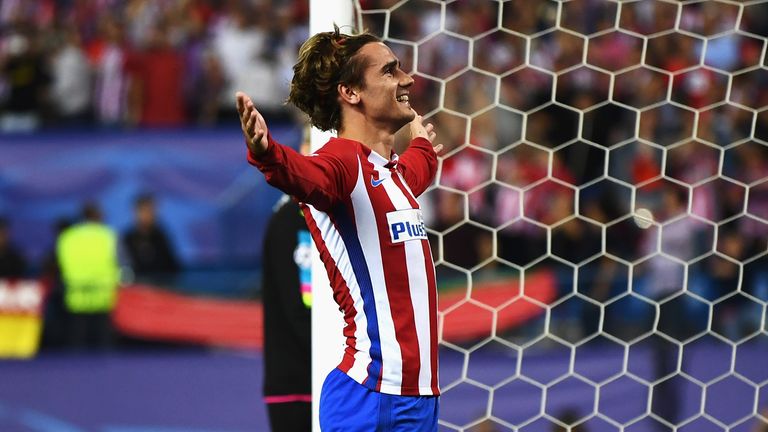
{"left": 396, "top": 137, "right": 438, "bottom": 198}
{"left": 247, "top": 135, "right": 356, "bottom": 211}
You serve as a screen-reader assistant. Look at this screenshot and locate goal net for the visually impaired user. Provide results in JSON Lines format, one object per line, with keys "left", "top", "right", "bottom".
{"left": 314, "top": 1, "right": 768, "bottom": 431}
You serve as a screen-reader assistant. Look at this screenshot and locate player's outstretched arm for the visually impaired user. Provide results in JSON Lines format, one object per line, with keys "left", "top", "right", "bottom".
{"left": 236, "top": 91, "right": 269, "bottom": 157}
{"left": 235, "top": 91, "right": 354, "bottom": 211}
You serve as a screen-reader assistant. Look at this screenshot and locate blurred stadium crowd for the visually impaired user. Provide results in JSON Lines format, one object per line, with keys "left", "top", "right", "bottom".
{"left": 1, "top": 0, "right": 768, "bottom": 346}
{"left": 0, "top": 0, "right": 308, "bottom": 130}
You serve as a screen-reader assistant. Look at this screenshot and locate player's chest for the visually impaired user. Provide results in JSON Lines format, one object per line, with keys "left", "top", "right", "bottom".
{"left": 353, "top": 165, "right": 427, "bottom": 244}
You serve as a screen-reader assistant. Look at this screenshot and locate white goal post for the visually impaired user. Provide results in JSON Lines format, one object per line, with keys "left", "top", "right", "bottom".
{"left": 308, "top": 2, "right": 354, "bottom": 431}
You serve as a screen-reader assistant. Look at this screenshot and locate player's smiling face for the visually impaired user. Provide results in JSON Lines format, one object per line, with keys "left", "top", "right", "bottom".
{"left": 355, "top": 42, "right": 416, "bottom": 131}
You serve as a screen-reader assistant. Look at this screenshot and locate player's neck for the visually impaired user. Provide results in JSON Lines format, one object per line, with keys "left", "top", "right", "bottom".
{"left": 338, "top": 122, "right": 395, "bottom": 159}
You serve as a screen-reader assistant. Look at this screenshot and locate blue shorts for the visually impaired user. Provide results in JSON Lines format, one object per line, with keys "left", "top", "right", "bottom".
{"left": 319, "top": 368, "right": 439, "bottom": 432}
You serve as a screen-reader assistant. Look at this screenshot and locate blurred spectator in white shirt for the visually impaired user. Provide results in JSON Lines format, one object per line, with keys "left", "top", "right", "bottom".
{"left": 50, "top": 26, "right": 92, "bottom": 124}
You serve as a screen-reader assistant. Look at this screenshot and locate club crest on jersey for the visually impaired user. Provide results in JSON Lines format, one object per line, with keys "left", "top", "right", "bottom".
{"left": 386, "top": 209, "right": 427, "bottom": 244}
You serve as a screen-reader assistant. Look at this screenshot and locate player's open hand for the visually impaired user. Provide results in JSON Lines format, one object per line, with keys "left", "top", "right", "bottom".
{"left": 236, "top": 92, "right": 269, "bottom": 156}
{"left": 409, "top": 111, "right": 444, "bottom": 154}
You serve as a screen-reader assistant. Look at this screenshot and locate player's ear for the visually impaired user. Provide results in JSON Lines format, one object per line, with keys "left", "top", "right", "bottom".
{"left": 338, "top": 83, "right": 360, "bottom": 105}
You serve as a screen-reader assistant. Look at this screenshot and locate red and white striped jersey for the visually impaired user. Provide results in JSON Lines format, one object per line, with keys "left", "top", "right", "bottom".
{"left": 249, "top": 135, "right": 440, "bottom": 396}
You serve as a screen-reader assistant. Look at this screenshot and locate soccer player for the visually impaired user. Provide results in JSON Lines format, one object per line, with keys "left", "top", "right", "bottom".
{"left": 237, "top": 25, "right": 443, "bottom": 431}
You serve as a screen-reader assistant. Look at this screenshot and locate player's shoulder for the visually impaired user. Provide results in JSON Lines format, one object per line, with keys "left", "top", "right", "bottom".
{"left": 316, "top": 137, "right": 365, "bottom": 157}
{"left": 313, "top": 138, "right": 368, "bottom": 171}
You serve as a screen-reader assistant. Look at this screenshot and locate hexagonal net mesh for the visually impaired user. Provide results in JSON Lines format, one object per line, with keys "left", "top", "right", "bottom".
{"left": 351, "top": 0, "right": 768, "bottom": 431}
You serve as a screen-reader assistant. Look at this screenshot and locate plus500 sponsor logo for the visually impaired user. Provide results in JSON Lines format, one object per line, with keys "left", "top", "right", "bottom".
{"left": 386, "top": 209, "right": 427, "bottom": 244}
